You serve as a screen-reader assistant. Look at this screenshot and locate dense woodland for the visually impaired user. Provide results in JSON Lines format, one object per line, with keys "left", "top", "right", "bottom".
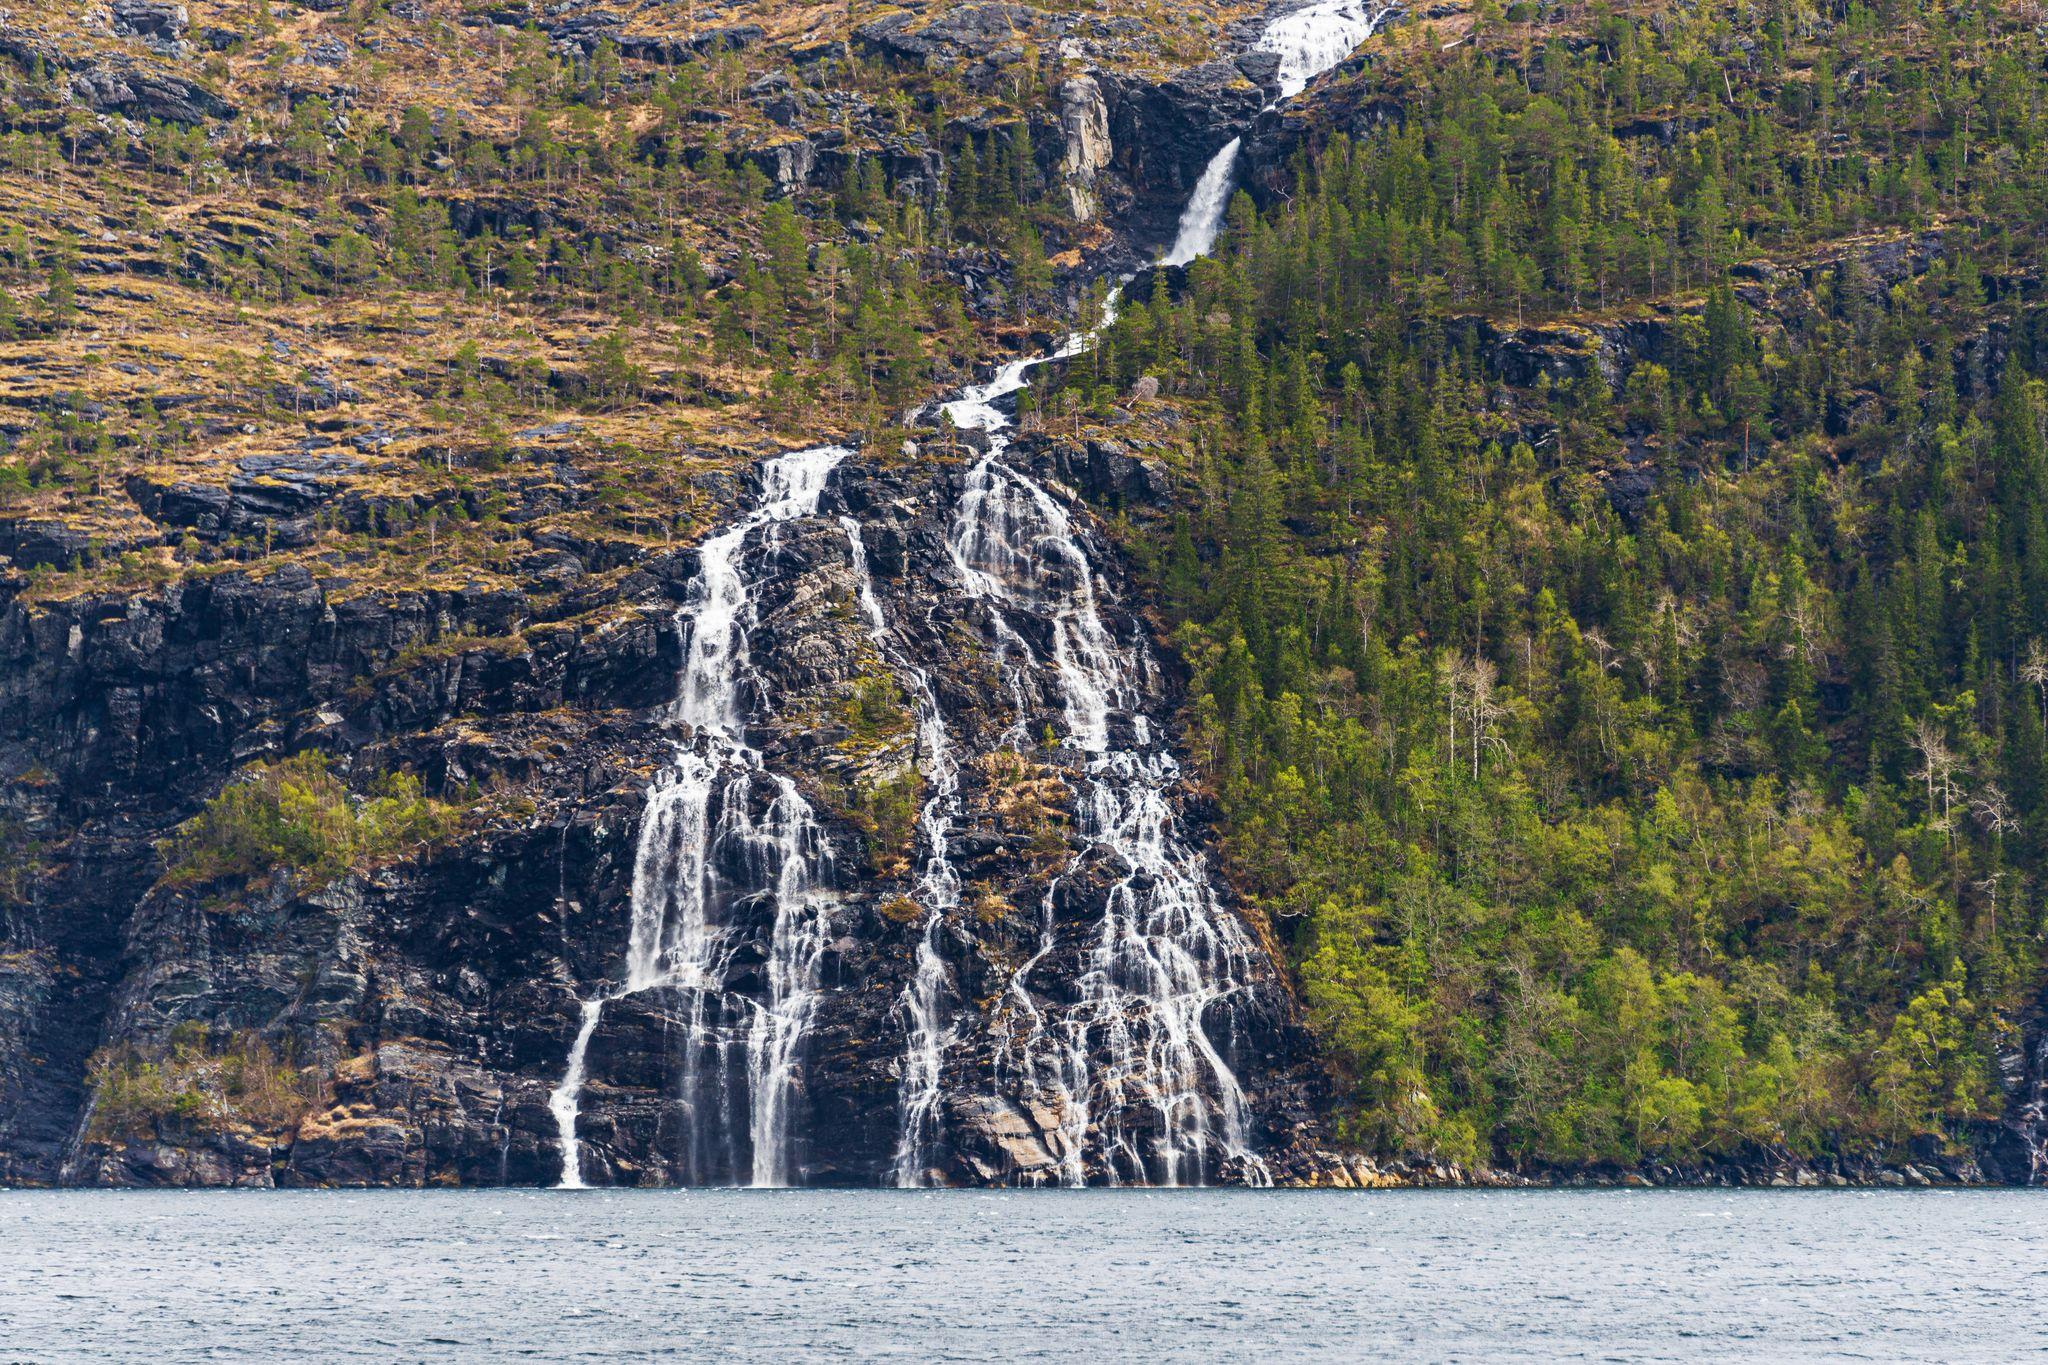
{"left": 1053, "top": 0, "right": 2048, "bottom": 1167}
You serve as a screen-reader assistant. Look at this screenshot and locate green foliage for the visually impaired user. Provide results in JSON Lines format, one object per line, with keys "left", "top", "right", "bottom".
{"left": 842, "top": 671, "right": 914, "bottom": 745}
{"left": 86, "top": 1023, "right": 320, "bottom": 1142}
{"left": 0, "top": 817, "right": 44, "bottom": 905}
{"left": 841, "top": 770, "right": 924, "bottom": 877}
{"left": 1869, "top": 959, "right": 1994, "bottom": 1141}
{"left": 161, "top": 752, "right": 463, "bottom": 891}
{"left": 1076, "top": 4, "right": 2048, "bottom": 1169}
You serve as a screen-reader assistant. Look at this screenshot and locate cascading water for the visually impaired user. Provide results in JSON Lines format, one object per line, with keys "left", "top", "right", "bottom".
{"left": 839, "top": 518, "right": 967, "bottom": 1187}
{"left": 1260, "top": 0, "right": 1390, "bottom": 98}
{"left": 943, "top": 432, "right": 1273, "bottom": 1186}
{"left": 554, "top": 0, "right": 1392, "bottom": 1190}
{"left": 882, "top": 0, "right": 1397, "bottom": 1186}
{"left": 1162, "top": 2, "right": 1394, "bottom": 267}
{"left": 1160, "top": 138, "right": 1243, "bottom": 268}
{"left": 550, "top": 446, "right": 847, "bottom": 1189}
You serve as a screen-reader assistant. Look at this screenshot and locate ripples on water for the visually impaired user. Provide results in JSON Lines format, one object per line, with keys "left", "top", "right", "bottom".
{"left": 1, "top": 1190, "right": 2042, "bottom": 1360}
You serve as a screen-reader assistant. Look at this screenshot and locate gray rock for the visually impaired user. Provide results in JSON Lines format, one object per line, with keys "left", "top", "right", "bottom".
{"left": 0, "top": 23, "right": 234, "bottom": 124}
{"left": 110, "top": 0, "right": 188, "bottom": 45}
{"left": 1058, "top": 75, "right": 1112, "bottom": 221}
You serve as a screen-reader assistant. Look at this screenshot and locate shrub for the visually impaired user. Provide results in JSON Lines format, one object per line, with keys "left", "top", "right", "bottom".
{"left": 843, "top": 770, "right": 924, "bottom": 876}
{"left": 160, "top": 752, "right": 463, "bottom": 890}
{"left": 86, "top": 1025, "right": 321, "bottom": 1142}
{"left": 841, "top": 671, "right": 912, "bottom": 744}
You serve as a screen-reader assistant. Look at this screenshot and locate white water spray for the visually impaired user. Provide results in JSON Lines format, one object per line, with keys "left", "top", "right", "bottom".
{"left": 1162, "top": 3, "right": 1394, "bottom": 267}
{"left": 840, "top": 520, "right": 969, "bottom": 1187}
{"left": 1260, "top": 0, "right": 1388, "bottom": 99}
{"left": 945, "top": 439, "right": 1272, "bottom": 1186}
{"left": 551, "top": 447, "right": 846, "bottom": 1189}
{"left": 1160, "top": 138, "right": 1244, "bottom": 268}
{"left": 552, "top": 0, "right": 1396, "bottom": 1189}
{"left": 892, "top": 0, "right": 1395, "bottom": 1185}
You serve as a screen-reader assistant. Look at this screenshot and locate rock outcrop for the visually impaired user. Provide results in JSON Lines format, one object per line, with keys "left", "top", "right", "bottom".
{"left": 0, "top": 20, "right": 233, "bottom": 124}
{"left": 1057, "top": 75, "right": 1113, "bottom": 221}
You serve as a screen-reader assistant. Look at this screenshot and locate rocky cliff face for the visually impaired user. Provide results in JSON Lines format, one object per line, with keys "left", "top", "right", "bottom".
{"left": 0, "top": 432, "right": 1324, "bottom": 1187}
{"left": 0, "top": 526, "right": 683, "bottom": 1184}
{"left": 0, "top": 0, "right": 1343, "bottom": 1190}
{"left": 551, "top": 447, "right": 1326, "bottom": 1188}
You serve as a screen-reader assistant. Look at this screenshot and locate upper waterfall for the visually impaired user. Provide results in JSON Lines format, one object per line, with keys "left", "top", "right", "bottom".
{"left": 1259, "top": 0, "right": 1390, "bottom": 98}
{"left": 1161, "top": 2, "right": 1393, "bottom": 266}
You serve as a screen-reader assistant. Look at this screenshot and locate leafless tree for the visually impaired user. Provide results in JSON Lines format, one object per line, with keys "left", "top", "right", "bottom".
{"left": 1910, "top": 718, "right": 1961, "bottom": 846}
{"left": 1442, "top": 655, "right": 1515, "bottom": 781}
{"left": 1971, "top": 780, "right": 2015, "bottom": 840}
{"left": 2020, "top": 639, "right": 2048, "bottom": 730}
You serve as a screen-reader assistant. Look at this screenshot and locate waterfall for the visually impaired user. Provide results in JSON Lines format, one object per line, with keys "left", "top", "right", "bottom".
{"left": 550, "top": 447, "right": 846, "bottom": 1189}
{"left": 1160, "top": 138, "right": 1243, "bottom": 268}
{"left": 840, "top": 519, "right": 967, "bottom": 1187}
{"left": 944, "top": 447, "right": 1272, "bottom": 1186}
{"left": 942, "top": 312, "right": 1271, "bottom": 1188}
{"left": 1160, "top": 3, "right": 1394, "bottom": 268}
{"left": 546, "top": 1000, "right": 603, "bottom": 1190}
{"left": 549, "top": 0, "right": 1396, "bottom": 1190}
{"left": 1259, "top": 0, "right": 1388, "bottom": 98}
{"left": 877, "top": 0, "right": 1396, "bottom": 1186}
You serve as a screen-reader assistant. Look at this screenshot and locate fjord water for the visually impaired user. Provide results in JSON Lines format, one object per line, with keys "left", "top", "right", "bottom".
{"left": 4, "top": 1190, "right": 2044, "bottom": 1360}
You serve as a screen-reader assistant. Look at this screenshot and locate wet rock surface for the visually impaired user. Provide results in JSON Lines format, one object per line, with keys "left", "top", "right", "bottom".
{"left": 0, "top": 503, "right": 681, "bottom": 1184}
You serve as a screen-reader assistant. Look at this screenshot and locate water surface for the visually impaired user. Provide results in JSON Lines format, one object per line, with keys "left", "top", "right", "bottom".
{"left": 3, "top": 1189, "right": 2042, "bottom": 1360}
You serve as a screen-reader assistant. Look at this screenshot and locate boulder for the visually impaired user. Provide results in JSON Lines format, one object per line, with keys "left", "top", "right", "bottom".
{"left": 110, "top": 0, "right": 189, "bottom": 47}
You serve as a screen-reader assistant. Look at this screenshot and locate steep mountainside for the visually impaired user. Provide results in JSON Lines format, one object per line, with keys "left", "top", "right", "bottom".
{"left": 0, "top": 0, "right": 1355, "bottom": 1188}
{"left": 1043, "top": 0, "right": 2048, "bottom": 1185}
{"left": 4, "top": 0, "right": 2047, "bottom": 1191}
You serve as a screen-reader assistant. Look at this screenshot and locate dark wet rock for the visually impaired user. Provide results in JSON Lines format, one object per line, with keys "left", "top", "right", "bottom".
{"left": 1235, "top": 48, "right": 1284, "bottom": 92}
{"left": 1097, "top": 59, "right": 1263, "bottom": 205}
{"left": 1601, "top": 460, "right": 1659, "bottom": 524}
{"left": 0, "top": 519, "right": 98, "bottom": 572}
{"left": 2, "top": 443, "right": 1328, "bottom": 1187}
{"left": 611, "top": 23, "right": 764, "bottom": 63}
{"left": 0, "top": 502, "right": 686, "bottom": 1183}
{"left": 1017, "top": 435, "right": 1173, "bottom": 515}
